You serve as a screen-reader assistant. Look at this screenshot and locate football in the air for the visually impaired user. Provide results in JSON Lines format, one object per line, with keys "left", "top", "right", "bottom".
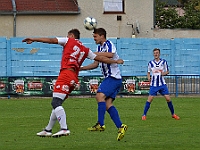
{"left": 84, "top": 17, "right": 97, "bottom": 30}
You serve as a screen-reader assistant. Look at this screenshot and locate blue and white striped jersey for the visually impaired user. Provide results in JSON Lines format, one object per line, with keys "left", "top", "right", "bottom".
{"left": 97, "top": 40, "right": 121, "bottom": 79}
{"left": 148, "top": 58, "right": 169, "bottom": 87}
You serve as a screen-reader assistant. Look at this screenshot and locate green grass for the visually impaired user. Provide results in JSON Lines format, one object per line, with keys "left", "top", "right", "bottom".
{"left": 0, "top": 96, "right": 200, "bottom": 150}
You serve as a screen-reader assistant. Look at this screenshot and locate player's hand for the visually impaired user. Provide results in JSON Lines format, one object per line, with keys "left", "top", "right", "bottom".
{"left": 79, "top": 66, "right": 83, "bottom": 71}
{"left": 116, "top": 59, "right": 124, "bottom": 64}
{"left": 22, "top": 38, "right": 33, "bottom": 44}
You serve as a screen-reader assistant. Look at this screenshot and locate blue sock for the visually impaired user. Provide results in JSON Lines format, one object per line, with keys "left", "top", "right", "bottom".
{"left": 98, "top": 102, "right": 106, "bottom": 126}
{"left": 143, "top": 101, "right": 151, "bottom": 116}
{"left": 167, "top": 101, "right": 174, "bottom": 115}
{"left": 107, "top": 106, "right": 122, "bottom": 128}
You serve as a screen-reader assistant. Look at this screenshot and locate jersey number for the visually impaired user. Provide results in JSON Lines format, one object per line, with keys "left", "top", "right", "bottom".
{"left": 70, "top": 45, "right": 85, "bottom": 63}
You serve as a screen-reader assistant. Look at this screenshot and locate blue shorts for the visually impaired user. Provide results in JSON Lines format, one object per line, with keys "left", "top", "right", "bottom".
{"left": 149, "top": 84, "right": 169, "bottom": 96}
{"left": 97, "top": 76, "right": 122, "bottom": 99}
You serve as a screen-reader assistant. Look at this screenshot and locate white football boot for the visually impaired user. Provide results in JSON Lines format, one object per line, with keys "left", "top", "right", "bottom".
{"left": 36, "top": 130, "right": 52, "bottom": 137}
{"left": 52, "top": 129, "right": 70, "bottom": 138}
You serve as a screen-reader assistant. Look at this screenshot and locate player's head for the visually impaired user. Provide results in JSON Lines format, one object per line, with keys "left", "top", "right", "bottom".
{"left": 93, "top": 28, "right": 107, "bottom": 45}
{"left": 68, "top": 29, "right": 80, "bottom": 39}
{"left": 153, "top": 48, "right": 160, "bottom": 59}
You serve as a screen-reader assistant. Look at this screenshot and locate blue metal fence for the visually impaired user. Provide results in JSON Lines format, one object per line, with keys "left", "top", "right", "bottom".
{"left": 1, "top": 37, "right": 200, "bottom": 76}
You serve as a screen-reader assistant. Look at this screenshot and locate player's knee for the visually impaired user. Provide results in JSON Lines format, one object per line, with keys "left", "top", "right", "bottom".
{"left": 51, "top": 97, "right": 63, "bottom": 109}
{"left": 96, "top": 92, "right": 106, "bottom": 102}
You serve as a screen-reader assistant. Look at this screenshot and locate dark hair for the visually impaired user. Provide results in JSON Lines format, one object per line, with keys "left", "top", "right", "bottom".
{"left": 153, "top": 48, "right": 160, "bottom": 53}
{"left": 68, "top": 29, "right": 80, "bottom": 39}
{"left": 93, "top": 28, "right": 107, "bottom": 39}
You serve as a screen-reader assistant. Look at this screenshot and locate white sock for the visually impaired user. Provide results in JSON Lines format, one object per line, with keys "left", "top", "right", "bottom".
{"left": 54, "top": 106, "right": 68, "bottom": 130}
{"left": 45, "top": 109, "right": 57, "bottom": 131}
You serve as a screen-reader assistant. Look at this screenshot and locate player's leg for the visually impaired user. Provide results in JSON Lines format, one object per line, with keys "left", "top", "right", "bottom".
{"left": 164, "top": 95, "right": 174, "bottom": 114}
{"left": 96, "top": 92, "right": 107, "bottom": 127}
{"left": 106, "top": 98, "right": 122, "bottom": 128}
{"left": 142, "top": 96, "right": 153, "bottom": 120}
{"left": 36, "top": 95, "right": 68, "bottom": 137}
{"left": 88, "top": 77, "right": 119, "bottom": 131}
{"left": 36, "top": 109, "right": 56, "bottom": 137}
{"left": 51, "top": 94, "right": 70, "bottom": 137}
{"left": 51, "top": 70, "right": 78, "bottom": 137}
{"left": 105, "top": 78, "right": 123, "bottom": 129}
{"left": 37, "top": 70, "right": 77, "bottom": 137}
{"left": 142, "top": 86, "right": 157, "bottom": 120}
{"left": 106, "top": 98, "right": 128, "bottom": 141}
{"left": 100, "top": 77, "right": 122, "bottom": 129}
{"left": 103, "top": 77, "right": 127, "bottom": 141}
{"left": 45, "top": 109, "right": 57, "bottom": 131}
{"left": 52, "top": 95, "right": 68, "bottom": 125}
{"left": 88, "top": 92, "right": 106, "bottom": 131}
{"left": 161, "top": 85, "right": 180, "bottom": 120}
{"left": 164, "top": 95, "right": 180, "bottom": 120}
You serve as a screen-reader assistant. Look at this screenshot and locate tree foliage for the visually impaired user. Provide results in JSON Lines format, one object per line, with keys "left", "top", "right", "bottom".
{"left": 155, "top": 0, "right": 200, "bottom": 29}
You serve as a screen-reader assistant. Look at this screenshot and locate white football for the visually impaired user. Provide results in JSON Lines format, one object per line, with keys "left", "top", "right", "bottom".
{"left": 84, "top": 17, "right": 97, "bottom": 30}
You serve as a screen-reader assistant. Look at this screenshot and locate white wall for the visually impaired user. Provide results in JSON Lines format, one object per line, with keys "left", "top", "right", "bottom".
{"left": 77, "top": 0, "right": 154, "bottom": 38}
{"left": 0, "top": 16, "right": 14, "bottom": 37}
{"left": 152, "top": 29, "right": 200, "bottom": 38}
{"left": 0, "top": 0, "right": 154, "bottom": 38}
{"left": 0, "top": 0, "right": 200, "bottom": 38}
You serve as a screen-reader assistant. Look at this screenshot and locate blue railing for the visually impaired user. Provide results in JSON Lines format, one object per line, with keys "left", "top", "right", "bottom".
{"left": 0, "top": 37, "right": 200, "bottom": 76}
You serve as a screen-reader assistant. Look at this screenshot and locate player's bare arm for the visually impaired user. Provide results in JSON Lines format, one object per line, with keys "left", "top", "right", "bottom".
{"left": 22, "top": 38, "right": 58, "bottom": 44}
{"left": 147, "top": 72, "right": 151, "bottom": 81}
{"left": 95, "top": 55, "right": 124, "bottom": 64}
{"left": 80, "top": 61, "right": 99, "bottom": 71}
{"left": 94, "top": 52, "right": 114, "bottom": 58}
{"left": 116, "top": 59, "right": 124, "bottom": 64}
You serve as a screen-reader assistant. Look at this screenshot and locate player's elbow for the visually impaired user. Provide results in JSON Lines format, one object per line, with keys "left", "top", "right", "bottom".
{"left": 92, "top": 62, "right": 99, "bottom": 68}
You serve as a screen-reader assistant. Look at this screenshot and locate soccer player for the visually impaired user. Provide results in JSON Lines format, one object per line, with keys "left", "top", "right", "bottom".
{"left": 22, "top": 29, "right": 124, "bottom": 138}
{"left": 80, "top": 28, "right": 127, "bottom": 141}
{"left": 142, "top": 48, "right": 180, "bottom": 120}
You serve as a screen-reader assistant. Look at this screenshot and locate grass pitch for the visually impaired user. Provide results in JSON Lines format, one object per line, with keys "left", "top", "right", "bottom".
{"left": 0, "top": 96, "right": 199, "bottom": 150}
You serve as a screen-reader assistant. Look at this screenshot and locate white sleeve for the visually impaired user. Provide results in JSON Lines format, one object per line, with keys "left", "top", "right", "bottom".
{"left": 87, "top": 50, "right": 97, "bottom": 60}
{"left": 96, "top": 47, "right": 98, "bottom": 52}
{"left": 57, "top": 37, "right": 69, "bottom": 46}
{"left": 164, "top": 61, "right": 169, "bottom": 72}
{"left": 110, "top": 42, "right": 116, "bottom": 53}
{"left": 147, "top": 63, "right": 151, "bottom": 72}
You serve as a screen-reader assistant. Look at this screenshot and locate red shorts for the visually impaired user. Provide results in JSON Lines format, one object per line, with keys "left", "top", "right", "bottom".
{"left": 53, "top": 69, "right": 78, "bottom": 95}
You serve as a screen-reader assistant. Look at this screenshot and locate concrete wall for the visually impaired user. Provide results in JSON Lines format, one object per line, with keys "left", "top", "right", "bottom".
{"left": 0, "top": 0, "right": 200, "bottom": 38}
{"left": 0, "top": 16, "right": 13, "bottom": 37}
{"left": 152, "top": 29, "right": 200, "bottom": 38}
{"left": 0, "top": 0, "right": 154, "bottom": 38}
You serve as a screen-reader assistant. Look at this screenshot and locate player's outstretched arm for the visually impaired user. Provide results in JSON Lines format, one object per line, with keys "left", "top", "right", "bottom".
{"left": 94, "top": 52, "right": 113, "bottom": 58}
{"left": 80, "top": 61, "right": 99, "bottom": 71}
{"left": 94, "top": 55, "right": 124, "bottom": 64}
{"left": 22, "top": 38, "right": 58, "bottom": 44}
